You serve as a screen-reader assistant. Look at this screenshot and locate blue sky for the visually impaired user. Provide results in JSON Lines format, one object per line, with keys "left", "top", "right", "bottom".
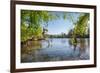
{"left": 44, "top": 12, "right": 81, "bottom": 35}
{"left": 47, "top": 17, "right": 73, "bottom": 34}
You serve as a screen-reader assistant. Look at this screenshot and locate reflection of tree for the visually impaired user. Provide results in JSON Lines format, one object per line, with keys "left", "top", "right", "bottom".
{"left": 43, "top": 39, "right": 53, "bottom": 48}
{"left": 21, "top": 40, "right": 42, "bottom": 54}
{"left": 78, "top": 39, "right": 87, "bottom": 59}
{"left": 71, "top": 39, "right": 87, "bottom": 59}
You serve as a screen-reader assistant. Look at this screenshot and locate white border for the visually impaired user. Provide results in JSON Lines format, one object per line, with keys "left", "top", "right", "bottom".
{"left": 16, "top": 4, "right": 94, "bottom": 69}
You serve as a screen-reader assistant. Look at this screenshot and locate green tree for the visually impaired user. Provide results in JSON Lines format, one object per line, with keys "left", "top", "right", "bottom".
{"left": 69, "top": 13, "right": 89, "bottom": 45}
{"left": 21, "top": 10, "right": 58, "bottom": 42}
{"left": 73, "top": 13, "right": 89, "bottom": 36}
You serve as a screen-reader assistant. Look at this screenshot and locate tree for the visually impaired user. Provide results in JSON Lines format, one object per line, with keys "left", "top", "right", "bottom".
{"left": 73, "top": 13, "right": 89, "bottom": 37}
{"left": 21, "top": 10, "right": 58, "bottom": 42}
{"left": 68, "top": 13, "right": 89, "bottom": 45}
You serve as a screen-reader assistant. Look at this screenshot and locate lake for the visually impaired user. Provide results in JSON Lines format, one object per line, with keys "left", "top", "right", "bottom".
{"left": 21, "top": 38, "right": 90, "bottom": 63}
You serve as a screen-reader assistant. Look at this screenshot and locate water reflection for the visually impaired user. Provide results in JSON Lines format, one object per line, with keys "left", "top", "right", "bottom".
{"left": 21, "top": 38, "right": 89, "bottom": 63}
{"left": 71, "top": 39, "right": 90, "bottom": 60}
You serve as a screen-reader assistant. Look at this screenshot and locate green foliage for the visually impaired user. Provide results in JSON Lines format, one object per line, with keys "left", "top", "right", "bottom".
{"left": 21, "top": 23, "right": 28, "bottom": 42}
{"left": 74, "top": 13, "right": 89, "bottom": 36}
{"left": 69, "top": 13, "right": 89, "bottom": 45}
{"left": 21, "top": 10, "right": 58, "bottom": 42}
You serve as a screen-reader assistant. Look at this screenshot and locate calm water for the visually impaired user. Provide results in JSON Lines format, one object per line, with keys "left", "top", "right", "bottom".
{"left": 21, "top": 38, "right": 90, "bottom": 63}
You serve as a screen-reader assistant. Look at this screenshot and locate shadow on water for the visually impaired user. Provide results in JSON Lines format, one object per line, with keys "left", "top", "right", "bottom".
{"left": 21, "top": 38, "right": 90, "bottom": 63}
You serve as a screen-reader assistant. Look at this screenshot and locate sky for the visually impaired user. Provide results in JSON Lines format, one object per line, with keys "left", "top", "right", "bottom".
{"left": 44, "top": 12, "right": 81, "bottom": 35}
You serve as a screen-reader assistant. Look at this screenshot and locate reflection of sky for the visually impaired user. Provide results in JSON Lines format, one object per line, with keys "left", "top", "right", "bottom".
{"left": 42, "top": 12, "right": 82, "bottom": 35}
